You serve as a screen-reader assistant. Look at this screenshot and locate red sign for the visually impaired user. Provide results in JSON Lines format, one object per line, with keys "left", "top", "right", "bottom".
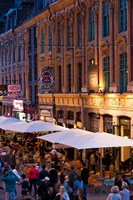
{"left": 8, "top": 85, "right": 21, "bottom": 93}
{"left": 13, "top": 100, "right": 23, "bottom": 111}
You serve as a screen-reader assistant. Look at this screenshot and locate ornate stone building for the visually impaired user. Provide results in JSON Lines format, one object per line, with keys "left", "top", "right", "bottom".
{"left": 0, "top": 0, "right": 133, "bottom": 164}
{"left": 36, "top": 0, "right": 133, "bottom": 164}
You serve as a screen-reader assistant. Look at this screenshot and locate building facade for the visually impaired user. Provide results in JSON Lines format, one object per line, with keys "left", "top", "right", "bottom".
{"left": 0, "top": 0, "right": 133, "bottom": 164}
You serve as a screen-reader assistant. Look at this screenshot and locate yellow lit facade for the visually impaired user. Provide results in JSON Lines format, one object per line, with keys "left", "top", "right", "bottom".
{"left": 0, "top": 0, "right": 133, "bottom": 165}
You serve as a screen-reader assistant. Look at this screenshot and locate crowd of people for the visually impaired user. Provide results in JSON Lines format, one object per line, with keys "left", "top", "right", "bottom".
{"left": 0, "top": 160, "right": 89, "bottom": 200}
{"left": 0, "top": 158, "right": 133, "bottom": 200}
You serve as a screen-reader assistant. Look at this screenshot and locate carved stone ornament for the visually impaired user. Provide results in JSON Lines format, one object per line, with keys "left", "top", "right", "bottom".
{"left": 100, "top": 40, "right": 110, "bottom": 57}
{"left": 116, "top": 35, "right": 127, "bottom": 54}
{"left": 87, "top": 46, "right": 95, "bottom": 58}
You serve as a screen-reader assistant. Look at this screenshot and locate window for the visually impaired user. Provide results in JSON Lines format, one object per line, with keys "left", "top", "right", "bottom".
{"left": 67, "top": 18, "right": 72, "bottom": 50}
{"left": 58, "top": 65, "right": 61, "bottom": 93}
{"left": 34, "top": 27, "right": 37, "bottom": 50}
{"left": 102, "top": 0, "right": 109, "bottom": 37}
{"left": 18, "top": 45, "right": 21, "bottom": 62}
{"left": 68, "top": 64, "right": 71, "bottom": 93}
{"left": 120, "top": 53, "right": 128, "bottom": 92}
{"left": 28, "top": 29, "right": 31, "bottom": 52}
{"left": 57, "top": 22, "right": 61, "bottom": 53}
{"left": 48, "top": 26, "right": 52, "bottom": 51}
{"left": 119, "top": 0, "right": 127, "bottom": 32}
{"left": 34, "top": 54, "right": 38, "bottom": 81}
{"left": 41, "top": 30, "right": 45, "bottom": 54}
{"left": 103, "top": 56, "right": 110, "bottom": 92}
{"left": 77, "top": 13, "right": 82, "bottom": 49}
{"left": 78, "top": 63, "right": 82, "bottom": 92}
{"left": 28, "top": 56, "right": 32, "bottom": 82}
{"left": 89, "top": 7, "right": 95, "bottom": 41}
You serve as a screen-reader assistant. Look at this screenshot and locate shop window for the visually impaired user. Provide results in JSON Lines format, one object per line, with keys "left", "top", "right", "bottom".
{"left": 58, "top": 110, "right": 64, "bottom": 118}
{"left": 103, "top": 115, "right": 113, "bottom": 133}
{"left": 67, "top": 111, "right": 74, "bottom": 120}
{"left": 76, "top": 112, "right": 81, "bottom": 122}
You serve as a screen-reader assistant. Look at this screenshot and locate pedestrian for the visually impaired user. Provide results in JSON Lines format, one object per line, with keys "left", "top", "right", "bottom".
{"left": 68, "top": 166, "right": 77, "bottom": 190}
{"left": 42, "top": 186, "right": 55, "bottom": 200}
{"left": 28, "top": 163, "right": 39, "bottom": 197}
{"left": 75, "top": 188, "right": 87, "bottom": 200}
{"left": 55, "top": 185, "right": 70, "bottom": 200}
{"left": 2, "top": 170, "right": 19, "bottom": 200}
{"left": 81, "top": 163, "right": 89, "bottom": 198}
{"left": 106, "top": 185, "right": 122, "bottom": 200}
{"left": 120, "top": 181, "right": 130, "bottom": 200}
{"left": 73, "top": 174, "right": 83, "bottom": 199}
{"left": 21, "top": 174, "right": 30, "bottom": 198}
{"left": 38, "top": 164, "right": 49, "bottom": 185}
{"left": 38, "top": 176, "right": 51, "bottom": 200}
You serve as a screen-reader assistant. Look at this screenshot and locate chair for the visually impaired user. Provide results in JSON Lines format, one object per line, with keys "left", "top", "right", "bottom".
{"left": 104, "top": 178, "right": 114, "bottom": 192}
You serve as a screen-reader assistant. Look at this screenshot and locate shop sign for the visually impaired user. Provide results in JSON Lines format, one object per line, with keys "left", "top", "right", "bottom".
{"left": 13, "top": 100, "right": 23, "bottom": 111}
{"left": 38, "top": 105, "right": 53, "bottom": 110}
{"left": 8, "top": 85, "right": 21, "bottom": 93}
{"left": 0, "top": 85, "right": 7, "bottom": 91}
{"left": 38, "top": 67, "right": 54, "bottom": 93}
{"left": 40, "top": 110, "right": 51, "bottom": 117}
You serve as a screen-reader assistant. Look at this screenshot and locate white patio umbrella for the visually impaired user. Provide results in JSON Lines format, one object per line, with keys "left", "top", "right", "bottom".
{"left": 37, "top": 128, "right": 133, "bottom": 176}
{"left": 37, "top": 128, "right": 133, "bottom": 149}
{"left": 2, "top": 120, "right": 68, "bottom": 132}
{"left": 0, "top": 117, "right": 22, "bottom": 129}
{"left": 0, "top": 116, "right": 7, "bottom": 122}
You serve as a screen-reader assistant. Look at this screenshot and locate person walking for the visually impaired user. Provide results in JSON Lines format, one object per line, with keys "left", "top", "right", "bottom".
{"left": 120, "top": 181, "right": 130, "bottom": 200}
{"left": 28, "top": 164, "right": 39, "bottom": 197}
{"left": 106, "top": 186, "right": 122, "bottom": 200}
{"left": 81, "top": 163, "right": 89, "bottom": 199}
{"left": 2, "top": 170, "right": 19, "bottom": 200}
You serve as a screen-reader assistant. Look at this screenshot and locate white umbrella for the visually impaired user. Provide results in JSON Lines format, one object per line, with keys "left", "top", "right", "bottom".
{"left": 3, "top": 120, "right": 68, "bottom": 132}
{"left": 37, "top": 128, "right": 133, "bottom": 176}
{"left": 0, "top": 117, "right": 22, "bottom": 129}
{"left": 37, "top": 128, "right": 133, "bottom": 149}
{"left": 0, "top": 116, "right": 7, "bottom": 122}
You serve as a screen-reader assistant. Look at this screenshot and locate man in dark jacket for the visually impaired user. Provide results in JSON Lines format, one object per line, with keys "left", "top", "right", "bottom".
{"left": 81, "top": 163, "right": 89, "bottom": 198}
{"left": 2, "top": 170, "right": 19, "bottom": 200}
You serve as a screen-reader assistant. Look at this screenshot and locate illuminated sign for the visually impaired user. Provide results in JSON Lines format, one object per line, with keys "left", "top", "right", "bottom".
{"left": 38, "top": 67, "right": 54, "bottom": 93}
{"left": 0, "top": 85, "right": 7, "bottom": 91}
{"left": 8, "top": 85, "right": 21, "bottom": 93}
{"left": 13, "top": 100, "right": 23, "bottom": 112}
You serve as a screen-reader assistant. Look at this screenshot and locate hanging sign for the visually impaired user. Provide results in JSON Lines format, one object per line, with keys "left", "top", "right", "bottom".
{"left": 38, "top": 67, "right": 54, "bottom": 93}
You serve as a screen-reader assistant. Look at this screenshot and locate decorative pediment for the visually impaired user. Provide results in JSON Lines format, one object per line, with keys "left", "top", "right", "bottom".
{"left": 116, "top": 35, "right": 127, "bottom": 45}
{"left": 75, "top": 48, "right": 81, "bottom": 55}
{"left": 64, "top": 51, "right": 71, "bottom": 58}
